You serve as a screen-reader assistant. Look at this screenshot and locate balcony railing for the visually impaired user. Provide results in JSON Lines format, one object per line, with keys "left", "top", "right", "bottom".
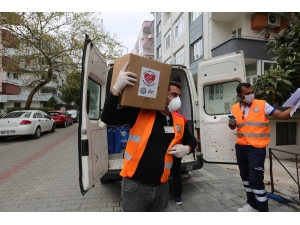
{"left": 142, "top": 37, "right": 154, "bottom": 49}
{"left": 2, "top": 56, "right": 19, "bottom": 72}
{"left": 0, "top": 81, "right": 19, "bottom": 95}
{"left": 7, "top": 93, "right": 55, "bottom": 101}
{"left": 1, "top": 29, "right": 20, "bottom": 48}
{"left": 211, "top": 35, "right": 274, "bottom": 61}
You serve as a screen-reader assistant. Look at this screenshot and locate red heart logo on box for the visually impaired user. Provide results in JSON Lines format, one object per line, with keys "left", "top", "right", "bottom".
{"left": 144, "top": 73, "right": 155, "bottom": 84}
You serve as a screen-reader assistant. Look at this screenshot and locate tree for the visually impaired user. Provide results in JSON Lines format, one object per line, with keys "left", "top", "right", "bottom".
{"left": 59, "top": 70, "right": 81, "bottom": 108}
{"left": 1, "top": 12, "right": 123, "bottom": 109}
{"left": 47, "top": 96, "right": 58, "bottom": 109}
{"left": 254, "top": 12, "right": 300, "bottom": 105}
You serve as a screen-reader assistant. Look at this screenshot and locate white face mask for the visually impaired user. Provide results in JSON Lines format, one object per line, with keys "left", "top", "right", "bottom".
{"left": 168, "top": 96, "right": 181, "bottom": 112}
{"left": 243, "top": 94, "right": 254, "bottom": 104}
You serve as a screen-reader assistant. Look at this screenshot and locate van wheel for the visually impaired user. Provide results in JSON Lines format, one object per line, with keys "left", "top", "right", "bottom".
{"left": 63, "top": 121, "right": 67, "bottom": 128}
{"left": 33, "top": 126, "right": 41, "bottom": 139}
{"left": 51, "top": 123, "right": 56, "bottom": 132}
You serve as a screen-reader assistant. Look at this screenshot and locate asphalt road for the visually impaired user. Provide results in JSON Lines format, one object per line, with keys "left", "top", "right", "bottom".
{"left": 0, "top": 123, "right": 298, "bottom": 212}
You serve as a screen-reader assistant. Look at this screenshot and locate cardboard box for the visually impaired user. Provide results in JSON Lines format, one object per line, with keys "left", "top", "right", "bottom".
{"left": 111, "top": 54, "right": 172, "bottom": 111}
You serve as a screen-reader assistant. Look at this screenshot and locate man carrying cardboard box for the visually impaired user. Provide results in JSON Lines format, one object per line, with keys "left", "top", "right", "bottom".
{"left": 101, "top": 62, "right": 197, "bottom": 212}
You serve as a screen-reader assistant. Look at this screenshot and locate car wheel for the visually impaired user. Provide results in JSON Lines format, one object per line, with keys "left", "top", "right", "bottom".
{"left": 33, "top": 126, "right": 41, "bottom": 139}
{"left": 63, "top": 121, "right": 67, "bottom": 128}
{"left": 51, "top": 123, "right": 56, "bottom": 132}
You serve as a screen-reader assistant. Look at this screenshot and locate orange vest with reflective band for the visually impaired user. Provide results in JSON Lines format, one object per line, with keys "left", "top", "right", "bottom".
{"left": 120, "top": 109, "right": 185, "bottom": 183}
{"left": 232, "top": 99, "right": 270, "bottom": 148}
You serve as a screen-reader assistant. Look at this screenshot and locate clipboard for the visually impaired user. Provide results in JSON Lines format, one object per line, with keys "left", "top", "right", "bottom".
{"left": 282, "top": 88, "right": 300, "bottom": 117}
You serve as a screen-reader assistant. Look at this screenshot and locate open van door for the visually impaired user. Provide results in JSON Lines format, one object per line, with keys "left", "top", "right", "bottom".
{"left": 78, "top": 35, "right": 109, "bottom": 195}
{"left": 197, "top": 51, "right": 246, "bottom": 164}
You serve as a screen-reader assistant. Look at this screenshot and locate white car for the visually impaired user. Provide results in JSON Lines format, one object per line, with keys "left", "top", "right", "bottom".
{"left": 0, "top": 110, "right": 56, "bottom": 140}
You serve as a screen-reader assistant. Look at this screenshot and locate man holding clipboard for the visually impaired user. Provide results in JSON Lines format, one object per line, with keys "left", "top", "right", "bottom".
{"left": 228, "top": 82, "right": 295, "bottom": 212}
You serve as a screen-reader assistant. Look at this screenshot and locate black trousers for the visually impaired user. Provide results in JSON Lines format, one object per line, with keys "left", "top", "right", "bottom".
{"left": 170, "top": 156, "right": 182, "bottom": 198}
{"left": 235, "top": 144, "right": 268, "bottom": 212}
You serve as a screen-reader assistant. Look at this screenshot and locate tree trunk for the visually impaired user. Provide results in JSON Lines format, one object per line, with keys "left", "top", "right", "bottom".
{"left": 24, "top": 79, "right": 51, "bottom": 109}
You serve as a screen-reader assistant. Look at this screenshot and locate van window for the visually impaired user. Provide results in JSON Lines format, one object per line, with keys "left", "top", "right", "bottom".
{"left": 203, "top": 81, "right": 239, "bottom": 115}
{"left": 87, "top": 78, "right": 101, "bottom": 120}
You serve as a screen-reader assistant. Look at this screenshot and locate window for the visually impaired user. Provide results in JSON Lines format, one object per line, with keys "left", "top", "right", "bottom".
{"left": 174, "top": 14, "right": 184, "bottom": 39}
{"left": 209, "top": 84, "right": 223, "bottom": 100}
{"left": 165, "top": 57, "right": 171, "bottom": 64}
{"left": 191, "top": 38, "right": 203, "bottom": 61}
{"left": 165, "top": 30, "right": 171, "bottom": 50}
{"left": 14, "top": 102, "right": 21, "bottom": 108}
{"left": 276, "top": 122, "right": 297, "bottom": 145}
{"left": 87, "top": 78, "right": 101, "bottom": 120}
{"left": 232, "top": 28, "right": 242, "bottom": 37}
{"left": 35, "top": 113, "right": 43, "bottom": 118}
{"left": 156, "top": 45, "right": 161, "bottom": 58}
{"left": 12, "top": 73, "right": 19, "bottom": 79}
{"left": 0, "top": 103, "right": 4, "bottom": 110}
{"left": 157, "top": 22, "right": 161, "bottom": 35}
{"left": 204, "top": 81, "right": 239, "bottom": 115}
{"left": 174, "top": 47, "right": 184, "bottom": 65}
{"left": 191, "top": 12, "right": 202, "bottom": 23}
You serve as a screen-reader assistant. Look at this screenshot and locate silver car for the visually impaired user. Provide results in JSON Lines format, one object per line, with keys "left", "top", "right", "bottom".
{"left": 66, "top": 110, "right": 79, "bottom": 123}
{"left": 0, "top": 110, "right": 56, "bottom": 140}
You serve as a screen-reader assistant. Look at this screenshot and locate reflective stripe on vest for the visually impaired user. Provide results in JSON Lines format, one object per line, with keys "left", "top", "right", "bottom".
{"left": 237, "top": 122, "right": 270, "bottom": 128}
{"left": 232, "top": 99, "right": 270, "bottom": 148}
{"left": 120, "top": 109, "right": 185, "bottom": 183}
{"left": 236, "top": 133, "right": 270, "bottom": 138}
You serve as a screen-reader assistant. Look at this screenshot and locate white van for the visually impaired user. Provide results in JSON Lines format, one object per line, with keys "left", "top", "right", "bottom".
{"left": 78, "top": 35, "right": 245, "bottom": 195}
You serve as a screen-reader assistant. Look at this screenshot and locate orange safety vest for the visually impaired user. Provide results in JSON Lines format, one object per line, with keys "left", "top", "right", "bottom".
{"left": 120, "top": 109, "right": 185, "bottom": 183}
{"left": 232, "top": 99, "right": 270, "bottom": 148}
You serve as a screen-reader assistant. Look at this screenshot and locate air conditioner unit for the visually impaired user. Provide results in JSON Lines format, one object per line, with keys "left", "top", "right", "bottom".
{"left": 267, "top": 13, "right": 280, "bottom": 28}
{"left": 147, "top": 34, "right": 153, "bottom": 39}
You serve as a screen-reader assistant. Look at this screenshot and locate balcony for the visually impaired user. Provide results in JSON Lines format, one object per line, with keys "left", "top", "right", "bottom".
{"left": 0, "top": 81, "right": 19, "bottom": 95}
{"left": 143, "top": 54, "right": 154, "bottom": 60}
{"left": 142, "top": 37, "right": 154, "bottom": 49}
{"left": 1, "top": 29, "right": 20, "bottom": 49}
{"left": 211, "top": 35, "right": 275, "bottom": 62}
{"left": 2, "top": 56, "right": 19, "bottom": 72}
{"left": 7, "top": 93, "right": 55, "bottom": 101}
{"left": 142, "top": 21, "right": 153, "bottom": 33}
{"left": 212, "top": 12, "right": 254, "bottom": 23}
{"left": 150, "top": 20, "right": 154, "bottom": 34}
{"left": 150, "top": 40, "right": 154, "bottom": 54}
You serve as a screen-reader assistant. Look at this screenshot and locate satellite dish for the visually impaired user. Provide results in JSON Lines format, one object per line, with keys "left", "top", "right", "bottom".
{"left": 147, "top": 34, "right": 153, "bottom": 38}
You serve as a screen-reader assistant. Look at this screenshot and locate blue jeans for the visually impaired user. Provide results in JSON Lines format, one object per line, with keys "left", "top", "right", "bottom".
{"left": 121, "top": 177, "right": 169, "bottom": 212}
{"left": 235, "top": 144, "right": 268, "bottom": 212}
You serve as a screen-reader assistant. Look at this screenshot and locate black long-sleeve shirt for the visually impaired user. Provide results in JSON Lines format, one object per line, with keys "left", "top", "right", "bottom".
{"left": 101, "top": 93, "right": 197, "bottom": 183}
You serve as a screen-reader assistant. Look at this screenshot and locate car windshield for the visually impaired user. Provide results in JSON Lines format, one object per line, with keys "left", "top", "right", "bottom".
{"left": 48, "top": 112, "right": 60, "bottom": 116}
{"left": 67, "top": 110, "right": 77, "bottom": 115}
{"left": 2, "top": 111, "right": 32, "bottom": 119}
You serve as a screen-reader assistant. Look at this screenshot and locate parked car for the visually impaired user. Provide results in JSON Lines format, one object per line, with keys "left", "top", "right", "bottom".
{"left": 0, "top": 110, "right": 55, "bottom": 140}
{"left": 66, "top": 110, "right": 79, "bottom": 123}
{"left": 47, "top": 110, "right": 73, "bottom": 128}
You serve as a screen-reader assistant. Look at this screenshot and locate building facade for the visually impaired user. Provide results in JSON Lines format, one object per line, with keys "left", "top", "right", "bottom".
{"left": 132, "top": 20, "right": 155, "bottom": 59}
{"left": 0, "top": 19, "right": 65, "bottom": 113}
{"left": 149, "top": 12, "right": 298, "bottom": 158}
{"left": 0, "top": 26, "right": 20, "bottom": 97}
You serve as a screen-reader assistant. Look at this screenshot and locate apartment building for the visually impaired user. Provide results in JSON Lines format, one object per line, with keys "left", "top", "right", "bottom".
{"left": 0, "top": 32, "right": 64, "bottom": 113}
{"left": 0, "top": 26, "right": 20, "bottom": 98}
{"left": 132, "top": 20, "right": 155, "bottom": 59}
{"left": 150, "top": 12, "right": 298, "bottom": 158}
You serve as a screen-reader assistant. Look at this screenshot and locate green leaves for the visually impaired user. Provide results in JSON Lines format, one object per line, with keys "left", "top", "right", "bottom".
{"left": 255, "top": 12, "right": 300, "bottom": 105}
